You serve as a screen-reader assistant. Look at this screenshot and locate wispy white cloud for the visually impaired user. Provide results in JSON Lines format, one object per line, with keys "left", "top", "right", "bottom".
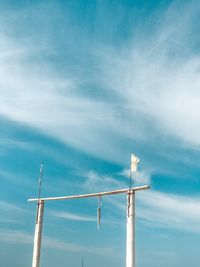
{"left": 83, "top": 170, "right": 126, "bottom": 192}
{"left": 137, "top": 190, "right": 200, "bottom": 233}
{"left": 0, "top": 169, "right": 35, "bottom": 192}
{"left": 0, "top": 30, "right": 120, "bottom": 161}
{"left": 120, "top": 168, "right": 152, "bottom": 185}
{"left": 82, "top": 168, "right": 152, "bottom": 196}
{"left": 100, "top": 2, "right": 200, "bottom": 151}
{"left": 0, "top": 199, "right": 22, "bottom": 212}
{"left": 0, "top": 199, "right": 28, "bottom": 227}
{"left": 0, "top": 229, "right": 113, "bottom": 256}
{"left": 43, "top": 236, "right": 114, "bottom": 256}
{"left": 50, "top": 210, "right": 96, "bottom": 222}
{"left": 0, "top": 219, "right": 19, "bottom": 224}
{"left": 0, "top": 138, "right": 35, "bottom": 151}
{"left": 50, "top": 208, "right": 122, "bottom": 229}
{"left": 0, "top": 230, "right": 33, "bottom": 244}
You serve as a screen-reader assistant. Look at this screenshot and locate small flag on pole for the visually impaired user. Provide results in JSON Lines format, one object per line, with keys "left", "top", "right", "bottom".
{"left": 131, "top": 154, "right": 139, "bottom": 173}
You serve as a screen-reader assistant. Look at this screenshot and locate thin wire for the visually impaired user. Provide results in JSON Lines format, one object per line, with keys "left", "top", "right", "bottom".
{"left": 38, "top": 162, "right": 44, "bottom": 200}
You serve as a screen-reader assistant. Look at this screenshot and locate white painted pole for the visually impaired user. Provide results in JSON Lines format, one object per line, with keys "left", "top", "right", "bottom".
{"left": 126, "top": 190, "right": 135, "bottom": 267}
{"left": 32, "top": 200, "right": 44, "bottom": 267}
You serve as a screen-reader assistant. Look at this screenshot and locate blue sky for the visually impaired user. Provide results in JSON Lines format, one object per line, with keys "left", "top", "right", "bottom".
{"left": 0, "top": 0, "right": 200, "bottom": 266}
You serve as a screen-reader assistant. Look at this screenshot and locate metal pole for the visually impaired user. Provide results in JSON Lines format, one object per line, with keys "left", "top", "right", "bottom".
{"left": 32, "top": 200, "right": 45, "bottom": 267}
{"left": 126, "top": 190, "right": 135, "bottom": 267}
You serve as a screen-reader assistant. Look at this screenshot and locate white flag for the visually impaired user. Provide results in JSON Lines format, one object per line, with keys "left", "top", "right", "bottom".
{"left": 131, "top": 154, "right": 139, "bottom": 172}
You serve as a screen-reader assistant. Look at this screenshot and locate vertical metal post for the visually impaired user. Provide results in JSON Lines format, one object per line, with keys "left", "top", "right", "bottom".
{"left": 126, "top": 191, "right": 135, "bottom": 267}
{"left": 32, "top": 200, "right": 45, "bottom": 267}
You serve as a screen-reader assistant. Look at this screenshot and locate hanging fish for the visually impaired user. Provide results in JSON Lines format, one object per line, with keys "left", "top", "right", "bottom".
{"left": 97, "top": 196, "right": 102, "bottom": 230}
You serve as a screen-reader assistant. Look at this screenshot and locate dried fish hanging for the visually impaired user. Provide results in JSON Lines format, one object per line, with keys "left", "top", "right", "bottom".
{"left": 97, "top": 196, "right": 102, "bottom": 230}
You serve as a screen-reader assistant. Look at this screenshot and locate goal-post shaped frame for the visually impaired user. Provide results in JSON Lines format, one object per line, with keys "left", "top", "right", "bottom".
{"left": 28, "top": 185, "right": 150, "bottom": 267}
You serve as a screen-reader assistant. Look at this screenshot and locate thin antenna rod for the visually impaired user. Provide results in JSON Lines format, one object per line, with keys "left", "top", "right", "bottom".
{"left": 38, "top": 162, "right": 44, "bottom": 201}
{"left": 36, "top": 163, "right": 44, "bottom": 222}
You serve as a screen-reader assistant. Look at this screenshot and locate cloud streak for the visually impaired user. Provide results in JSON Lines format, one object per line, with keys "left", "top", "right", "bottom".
{"left": 120, "top": 168, "right": 152, "bottom": 185}
{"left": 0, "top": 199, "right": 22, "bottom": 212}
{"left": 83, "top": 170, "right": 125, "bottom": 191}
{"left": 0, "top": 229, "right": 113, "bottom": 256}
{"left": 50, "top": 210, "right": 96, "bottom": 222}
{"left": 101, "top": 1, "right": 200, "bottom": 151}
{"left": 137, "top": 190, "right": 200, "bottom": 233}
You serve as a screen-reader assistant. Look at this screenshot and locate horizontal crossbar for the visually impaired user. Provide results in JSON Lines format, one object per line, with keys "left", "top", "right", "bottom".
{"left": 28, "top": 185, "right": 150, "bottom": 202}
